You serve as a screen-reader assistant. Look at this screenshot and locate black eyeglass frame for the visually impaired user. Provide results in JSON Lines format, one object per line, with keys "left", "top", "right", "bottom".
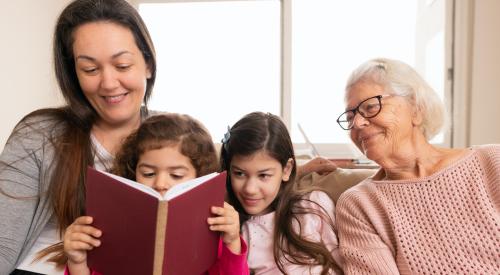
{"left": 336, "top": 94, "right": 392, "bottom": 130}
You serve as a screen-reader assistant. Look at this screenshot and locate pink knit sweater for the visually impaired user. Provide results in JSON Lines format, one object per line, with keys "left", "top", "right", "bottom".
{"left": 336, "top": 144, "right": 500, "bottom": 274}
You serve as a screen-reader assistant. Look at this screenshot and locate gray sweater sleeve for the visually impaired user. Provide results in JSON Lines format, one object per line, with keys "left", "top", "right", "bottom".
{"left": 0, "top": 115, "right": 59, "bottom": 274}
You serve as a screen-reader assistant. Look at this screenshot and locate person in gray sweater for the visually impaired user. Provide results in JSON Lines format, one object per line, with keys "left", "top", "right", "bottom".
{"left": 0, "top": 0, "right": 157, "bottom": 274}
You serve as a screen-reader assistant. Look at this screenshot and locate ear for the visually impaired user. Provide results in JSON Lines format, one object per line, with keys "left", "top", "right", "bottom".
{"left": 411, "top": 105, "right": 423, "bottom": 126}
{"left": 281, "top": 158, "right": 294, "bottom": 182}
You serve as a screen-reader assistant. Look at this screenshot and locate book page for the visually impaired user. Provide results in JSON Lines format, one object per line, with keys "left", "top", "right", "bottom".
{"left": 163, "top": 172, "right": 219, "bottom": 201}
{"left": 101, "top": 170, "right": 163, "bottom": 200}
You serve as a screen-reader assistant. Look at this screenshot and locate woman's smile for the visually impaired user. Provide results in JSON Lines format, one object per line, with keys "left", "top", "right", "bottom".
{"left": 102, "top": 92, "right": 129, "bottom": 104}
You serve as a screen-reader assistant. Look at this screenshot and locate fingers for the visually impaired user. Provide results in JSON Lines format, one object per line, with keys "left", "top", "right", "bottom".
{"left": 66, "top": 230, "right": 101, "bottom": 247}
{"left": 207, "top": 203, "right": 241, "bottom": 250}
{"left": 73, "top": 216, "right": 93, "bottom": 225}
{"left": 317, "top": 162, "right": 337, "bottom": 175}
{"left": 208, "top": 223, "right": 237, "bottom": 233}
{"left": 307, "top": 157, "right": 337, "bottom": 175}
{"left": 64, "top": 216, "right": 102, "bottom": 250}
{"left": 207, "top": 203, "right": 239, "bottom": 231}
{"left": 207, "top": 216, "right": 235, "bottom": 227}
{"left": 65, "top": 219, "right": 102, "bottom": 238}
{"left": 64, "top": 216, "right": 102, "bottom": 265}
{"left": 207, "top": 205, "right": 238, "bottom": 227}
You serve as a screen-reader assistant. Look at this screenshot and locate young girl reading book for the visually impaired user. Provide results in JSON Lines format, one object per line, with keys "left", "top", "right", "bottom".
{"left": 220, "top": 112, "right": 343, "bottom": 275}
{"left": 63, "top": 114, "right": 248, "bottom": 275}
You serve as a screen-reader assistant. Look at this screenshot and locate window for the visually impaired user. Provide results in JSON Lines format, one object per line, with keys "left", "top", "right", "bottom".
{"left": 139, "top": 1, "right": 280, "bottom": 141}
{"left": 291, "top": 0, "right": 449, "bottom": 157}
{"left": 136, "top": 0, "right": 451, "bottom": 158}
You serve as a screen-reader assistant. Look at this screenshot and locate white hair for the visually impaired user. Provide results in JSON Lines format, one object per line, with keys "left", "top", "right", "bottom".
{"left": 345, "top": 58, "right": 447, "bottom": 140}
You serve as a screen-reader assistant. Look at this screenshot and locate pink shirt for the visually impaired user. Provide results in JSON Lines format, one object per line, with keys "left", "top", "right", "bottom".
{"left": 336, "top": 144, "right": 500, "bottom": 274}
{"left": 242, "top": 191, "right": 343, "bottom": 274}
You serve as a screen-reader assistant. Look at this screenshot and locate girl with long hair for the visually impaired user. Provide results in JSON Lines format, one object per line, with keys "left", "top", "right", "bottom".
{"left": 220, "top": 112, "right": 343, "bottom": 274}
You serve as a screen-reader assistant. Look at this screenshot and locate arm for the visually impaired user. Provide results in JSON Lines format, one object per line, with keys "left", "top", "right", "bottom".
{"left": 207, "top": 237, "right": 249, "bottom": 275}
{"left": 207, "top": 202, "right": 249, "bottom": 274}
{"left": 336, "top": 191, "right": 400, "bottom": 274}
{"left": 0, "top": 118, "right": 53, "bottom": 273}
{"left": 207, "top": 202, "right": 241, "bottom": 254}
{"left": 63, "top": 216, "right": 102, "bottom": 275}
{"left": 297, "top": 157, "right": 337, "bottom": 179}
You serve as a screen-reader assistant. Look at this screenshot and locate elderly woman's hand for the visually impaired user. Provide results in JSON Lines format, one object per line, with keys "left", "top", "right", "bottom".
{"left": 297, "top": 157, "right": 337, "bottom": 179}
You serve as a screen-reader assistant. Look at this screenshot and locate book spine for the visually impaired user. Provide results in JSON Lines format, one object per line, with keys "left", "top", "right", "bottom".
{"left": 153, "top": 201, "right": 169, "bottom": 275}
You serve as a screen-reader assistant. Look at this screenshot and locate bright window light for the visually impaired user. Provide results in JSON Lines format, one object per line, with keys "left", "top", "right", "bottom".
{"left": 139, "top": 1, "right": 280, "bottom": 142}
{"left": 139, "top": 0, "right": 447, "bottom": 154}
{"left": 291, "top": 0, "right": 445, "bottom": 145}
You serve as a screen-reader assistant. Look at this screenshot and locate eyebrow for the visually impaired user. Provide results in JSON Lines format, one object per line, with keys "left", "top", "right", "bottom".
{"left": 231, "top": 165, "right": 275, "bottom": 173}
{"left": 136, "top": 163, "right": 189, "bottom": 171}
{"left": 75, "top": 50, "right": 134, "bottom": 62}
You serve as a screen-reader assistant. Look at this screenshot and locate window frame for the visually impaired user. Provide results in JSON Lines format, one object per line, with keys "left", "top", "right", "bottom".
{"left": 132, "top": 0, "right": 455, "bottom": 157}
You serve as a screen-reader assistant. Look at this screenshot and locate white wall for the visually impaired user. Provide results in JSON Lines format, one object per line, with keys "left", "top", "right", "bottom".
{"left": 0, "top": 0, "right": 68, "bottom": 149}
{"left": 469, "top": 0, "right": 500, "bottom": 145}
{"left": 0, "top": 0, "right": 499, "bottom": 150}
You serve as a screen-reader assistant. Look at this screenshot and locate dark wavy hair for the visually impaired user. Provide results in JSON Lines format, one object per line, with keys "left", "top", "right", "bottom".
{"left": 113, "top": 114, "right": 218, "bottom": 180}
{"left": 220, "top": 112, "right": 341, "bottom": 274}
{"left": 22, "top": 0, "right": 157, "bottom": 265}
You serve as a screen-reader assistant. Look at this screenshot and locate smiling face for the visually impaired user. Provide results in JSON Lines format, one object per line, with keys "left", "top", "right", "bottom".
{"left": 135, "top": 145, "right": 197, "bottom": 196}
{"left": 346, "top": 82, "right": 417, "bottom": 163}
{"left": 72, "top": 22, "right": 151, "bottom": 128}
{"left": 230, "top": 150, "right": 293, "bottom": 216}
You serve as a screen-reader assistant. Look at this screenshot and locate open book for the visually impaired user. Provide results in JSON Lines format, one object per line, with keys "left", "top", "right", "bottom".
{"left": 85, "top": 167, "right": 227, "bottom": 275}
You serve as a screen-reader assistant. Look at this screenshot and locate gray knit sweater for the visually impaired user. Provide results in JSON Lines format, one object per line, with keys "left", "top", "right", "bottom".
{"left": 0, "top": 109, "right": 157, "bottom": 274}
{"left": 0, "top": 113, "right": 63, "bottom": 274}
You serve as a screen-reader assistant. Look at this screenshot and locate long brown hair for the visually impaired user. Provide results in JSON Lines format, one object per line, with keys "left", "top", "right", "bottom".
{"left": 113, "top": 113, "right": 218, "bottom": 180}
{"left": 12, "top": 0, "right": 157, "bottom": 265}
{"left": 220, "top": 112, "right": 341, "bottom": 274}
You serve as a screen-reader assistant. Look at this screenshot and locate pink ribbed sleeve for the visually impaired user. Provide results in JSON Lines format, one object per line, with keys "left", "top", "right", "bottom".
{"left": 336, "top": 144, "right": 500, "bottom": 275}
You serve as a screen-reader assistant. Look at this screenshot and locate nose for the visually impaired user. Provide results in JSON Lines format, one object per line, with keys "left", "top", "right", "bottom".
{"left": 153, "top": 174, "right": 172, "bottom": 195}
{"left": 241, "top": 177, "right": 259, "bottom": 195}
{"left": 100, "top": 67, "right": 120, "bottom": 91}
{"left": 351, "top": 112, "right": 369, "bottom": 129}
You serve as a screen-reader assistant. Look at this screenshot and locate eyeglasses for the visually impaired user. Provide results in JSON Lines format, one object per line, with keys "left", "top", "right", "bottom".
{"left": 336, "top": 94, "right": 392, "bottom": 130}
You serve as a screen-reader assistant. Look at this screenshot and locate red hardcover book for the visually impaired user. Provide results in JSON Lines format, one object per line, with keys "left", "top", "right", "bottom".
{"left": 85, "top": 167, "right": 227, "bottom": 275}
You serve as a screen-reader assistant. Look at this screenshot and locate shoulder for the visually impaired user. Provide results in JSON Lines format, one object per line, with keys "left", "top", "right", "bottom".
{"left": 472, "top": 143, "right": 500, "bottom": 150}
{"left": 464, "top": 144, "right": 500, "bottom": 171}
{"left": 305, "top": 190, "right": 332, "bottom": 202}
{"left": 471, "top": 144, "right": 500, "bottom": 157}
{"left": 298, "top": 190, "right": 334, "bottom": 210}
{"left": 294, "top": 191, "right": 337, "bottom": 234}
{"left": 4, "top": 109, "right": 67, "bottom": 152}
{"left": 470, "top": 144, "right": 500, "bottom": 185}
{"left": 334, "top": 179, "right": 389, "bottom": 236}
{"left": 295, "top": 191, "right": 337, "bottom": 224}
{"left": 13, "top": 109, "right": 66, "bottom": 134}
{"left": 336, "top": 178, "right": 378, "bottom": 213}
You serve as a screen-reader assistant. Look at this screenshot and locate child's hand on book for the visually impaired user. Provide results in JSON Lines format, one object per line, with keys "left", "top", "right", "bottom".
{"left": 207, "top": 202, "right": 242, "bottom": 255}
{"left": 64, "top": 216, "right": 102, "bottom": 270}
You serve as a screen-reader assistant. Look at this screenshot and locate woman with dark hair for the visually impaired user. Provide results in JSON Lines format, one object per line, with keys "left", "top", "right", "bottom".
{"left": 220, "top": 112, "right": 343, "bottom": 274}
{"left": 0, "top": 0, "right": 156, "bottom": 274}
{"left": 336, "top": 58, "right": 500, "bottom": 274}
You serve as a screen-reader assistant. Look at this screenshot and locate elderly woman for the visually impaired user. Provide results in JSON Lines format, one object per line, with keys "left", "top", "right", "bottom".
{"left": 335, "top": 58, "right": 499, "bottom": 274}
